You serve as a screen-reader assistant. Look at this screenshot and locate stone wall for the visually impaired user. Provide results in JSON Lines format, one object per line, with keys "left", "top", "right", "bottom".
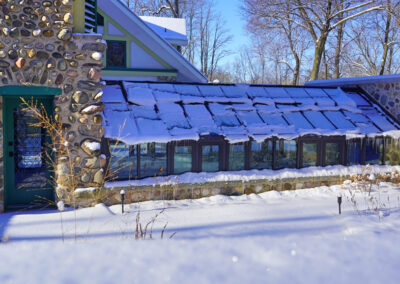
{"left": 361, "top": 82, "right": 400, "bottom": 121}
{"left": 75, "top": 175, "right": 347, "bottom": 207}
{"left": 0, "top": 0, "right": 106, "bottom": 211}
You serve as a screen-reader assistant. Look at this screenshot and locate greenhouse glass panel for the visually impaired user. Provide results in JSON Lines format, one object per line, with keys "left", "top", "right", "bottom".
{"left": 250, "top": 140, "right": 273, "bottom": 170}
{"left": 110, "top": 142, "right": 137, "bottom": 180}
{"left": 174, "top": 145, "right": 193, "bottom": 174}
{"left": 139, "top": 143, "right": 167, "bottom": 178}
{"left": 384, "top": 138, "right": 400, "bottom": 165}
{"left": 202, "top": 145, "right": 220, "bottom": 172}
{"left": 365, "top": 138, "right": 383, "bottom": 165}
{"left": 325, "top": 142, "right": 341, "bottom": 165}
{"left": 229, "top": 143, "right": 246, "bottom": 171}
{"left": 276, "top": 140, "right": 297, "bottom": 169}
{"left": 302, "top": 143, "right": 317, "bottom": 167}
{"left": 347, "top": 140, "right": 361, "bottom": 166}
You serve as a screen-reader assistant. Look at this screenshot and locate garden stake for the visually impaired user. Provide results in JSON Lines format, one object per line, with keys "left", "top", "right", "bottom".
{"left": 121, "top": 190, "right": 126, "bottom": 214}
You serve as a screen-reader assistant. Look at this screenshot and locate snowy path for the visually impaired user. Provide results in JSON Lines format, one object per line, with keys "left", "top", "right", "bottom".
{"left": 1, "top": 184, "right": 400, "bottom": 284}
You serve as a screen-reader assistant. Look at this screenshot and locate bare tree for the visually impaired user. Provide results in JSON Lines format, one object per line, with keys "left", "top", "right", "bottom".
{"left": 243, "top": 0, "right": 384, "bottom": 80}
{"left": 342, "top": 1, "right": 400, "bottom": 76}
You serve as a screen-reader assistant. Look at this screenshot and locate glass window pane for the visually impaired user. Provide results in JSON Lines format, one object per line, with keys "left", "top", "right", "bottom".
{"left": 365, "top": 138, "right": 383, "bottom": 165}
{"left": 202, "top": 145, "right": 220, "bottom": 172}
{"left": 325, "top": 142, "right": 341, "bottom": 165}
{"left": 276, "top": 140, "right": 297, "bottom": 169}
{"left": 347, "top": 140, "right": 361, "bottom": 165}
{"left": 229, "top": 143, "right": 246, "bottom": 171}
{"left": 384, "top": 138, "right": 400, "bottom": 165}
{"left": 140, "top": 143, "right": 167, "bottom": 178}
{"left": 250, "top": 140, "right": 272, "bottom": 170}
{"left": 302, "top": 142, "right": 317, "bottom": 167}
{"left": 110, "top": 142, "right": 137, "bottom": 180}
{"left": 174, "top": 145, "right": 192, "bottom": 174}
{"left": 107, "top": 41, "right": 126, "bottom": 67}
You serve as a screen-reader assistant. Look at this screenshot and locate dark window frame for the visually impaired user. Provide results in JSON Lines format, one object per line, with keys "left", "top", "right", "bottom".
{"left": 274, "top": 138, "right": 298, "bottom": 170}
{"left": 345, "top": 138, "right": 363, "bottom": 166}
{"left": 299, "top": 136, "right": 322, "bottom": 168}
{"left": 197, "top": 136, "right": 227, "bottom": 172}
{"left": 228, "top": 141, "right": 248, "bottom": 171}
{"left": 249, "top": 138, "right": 274, "bottom": 170}
{"left": 321, "top": 136, "right": 346, "bottom": 166}
{"left": 138, "top": 142, "right": 168, "bottom": 178}
{"left": 167, "top": 140, "right": 197, "bottom": 175}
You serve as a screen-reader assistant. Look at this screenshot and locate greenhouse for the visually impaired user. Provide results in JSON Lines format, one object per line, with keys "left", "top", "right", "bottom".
{"left": 101, "top": 82, "right": 400, "bottom": 181}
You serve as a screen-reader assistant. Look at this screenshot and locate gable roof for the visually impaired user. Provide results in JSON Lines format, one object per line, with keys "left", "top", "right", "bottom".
{"left": 102, "top": 82, "right": 400, "bottom": 145}
{"left": 140, "top": 16, "right": 188, "bottom": 46}
{"left": 98, "top": 0, "right": 207, "bottom": 83}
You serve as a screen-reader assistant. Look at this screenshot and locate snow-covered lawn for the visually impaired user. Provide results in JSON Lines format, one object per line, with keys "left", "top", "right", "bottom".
{"left": 1, "top": 183, "right": 400, "bottom": 284}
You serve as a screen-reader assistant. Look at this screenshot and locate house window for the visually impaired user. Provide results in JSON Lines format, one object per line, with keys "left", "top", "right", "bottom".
{"left": 347, "top": 139, "right": 361, "bottom": 165}
{"left": 384, "top": 138, "right": 400, "bottom": 165}
{"left": 97, "top": 13, "right": 104, "bottom": 27}
{"left": 229, "top": 143, "right": 246, "bottom": 171}
{"left": 201, "top": 145, "right": 220, "bottom": 172}
{"left": 365, "top": 137, "right": 383, "bottom": 165}
{"left": 302, "top": 142, "right": 318, "bottom": 167}
{"left": 174, "top": 145, "right": 193, "bottom": 174}
{"left": 109, "top": 142, "right": 137, "bottom": 180}
{"left": 139, "top": 143, "right": 167, "bottom": 178}
{"left": 250, "top": 140, "right": 272, "bottom": 170}
{"left": 106, "top": 40, "right": 126, "bottom": 68}
{"left": 275, "top": 140, "right": 297, "bottom": 169}
{"left": 325, "top": 142, "right": 341, "bottom": 165}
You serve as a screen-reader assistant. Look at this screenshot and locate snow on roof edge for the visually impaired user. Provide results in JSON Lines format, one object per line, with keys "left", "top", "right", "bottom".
{"left": 305, "top": 74, "right": 400, "bottom": 87}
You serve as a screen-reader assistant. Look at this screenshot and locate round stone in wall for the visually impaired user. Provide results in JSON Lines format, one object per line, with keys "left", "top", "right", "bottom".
{"left": 72, "top": 91, "right": 89, "bottom": 104}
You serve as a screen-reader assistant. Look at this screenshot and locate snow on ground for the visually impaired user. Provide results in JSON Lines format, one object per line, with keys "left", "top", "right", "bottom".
{"left": 1, "top": 183, "right": 400, "bottom": 284}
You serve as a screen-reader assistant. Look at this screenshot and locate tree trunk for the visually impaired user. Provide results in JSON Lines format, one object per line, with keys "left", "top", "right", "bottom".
{"left": 310, "top": 33, "right": 328, "bottom": 80}
{"left": 334, "top": 1, "right": 344, "bottom": 79}
{"left": 379, "top": 11, "right": 391, "bottom": 75}
{"left": 292, "top": 54, "right": 300, "bottom": 85}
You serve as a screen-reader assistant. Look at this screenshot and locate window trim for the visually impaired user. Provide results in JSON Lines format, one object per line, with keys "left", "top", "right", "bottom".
{"left": 167, "top": 140, "right": 197, "bottom": 175}
{"left": 299, "top": 137, "right": 321, "bottom": 168}
{"left": 197, "top": 136, "right": 226, "bottom": 172}
{"left": 321, "top": 136, "right": 345, "bottom": 166}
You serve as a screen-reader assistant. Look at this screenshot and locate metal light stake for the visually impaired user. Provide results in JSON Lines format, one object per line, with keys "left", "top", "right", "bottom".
{"left": 337, "top": 195, "right": 342, "bottom": 215}
{"left": 120, "top": 189, "right": 125, "bottom": 214}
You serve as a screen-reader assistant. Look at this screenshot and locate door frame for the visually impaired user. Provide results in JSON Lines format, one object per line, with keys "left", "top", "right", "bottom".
{"left": 2, "top": 86, "right": 61, "bottom": 210}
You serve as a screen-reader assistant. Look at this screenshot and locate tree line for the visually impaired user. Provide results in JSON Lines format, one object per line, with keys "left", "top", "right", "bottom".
{"left": 126, "top": 0, "right": 400, "bottom": 84}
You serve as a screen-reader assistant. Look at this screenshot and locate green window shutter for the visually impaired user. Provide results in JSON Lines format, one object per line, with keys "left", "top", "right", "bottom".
{"left": 85, "top": 0, "right": 98, "bottom": 33}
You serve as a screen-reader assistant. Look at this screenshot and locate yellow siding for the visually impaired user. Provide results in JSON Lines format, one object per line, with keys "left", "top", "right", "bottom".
{"left": 72, "top": 0, "right": 86, "bottom": 33}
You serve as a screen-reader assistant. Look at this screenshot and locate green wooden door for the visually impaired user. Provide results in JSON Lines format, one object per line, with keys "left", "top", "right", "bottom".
{"left": 3, "top": 96, "right": 54, "bottom": 209}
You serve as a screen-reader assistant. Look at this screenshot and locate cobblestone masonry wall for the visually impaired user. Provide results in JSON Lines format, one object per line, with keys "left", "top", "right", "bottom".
{"left": 0, "top": 0, "right": 106, "bottom": 211}
{"left": 75, "top": 175, "right": 348, "bottom": 207}
{"left": 361, "top": 82, "right": 400, "bottom": 121}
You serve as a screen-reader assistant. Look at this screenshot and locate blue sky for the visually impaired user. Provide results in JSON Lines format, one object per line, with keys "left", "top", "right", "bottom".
{"left": 215, "top": 0, "right": 249, "bottom": 66}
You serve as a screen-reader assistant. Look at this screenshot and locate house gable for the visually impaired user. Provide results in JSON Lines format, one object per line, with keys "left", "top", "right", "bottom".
{"left": 97, "top": 0, "right": 207, "bottom": 83}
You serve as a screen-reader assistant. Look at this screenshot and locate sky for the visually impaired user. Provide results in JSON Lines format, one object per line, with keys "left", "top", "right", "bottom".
{"left": 214, "top": 0, "right": 249, "bottom": 66}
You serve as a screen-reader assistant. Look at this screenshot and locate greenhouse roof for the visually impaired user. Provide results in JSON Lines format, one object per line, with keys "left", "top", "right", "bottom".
{"left": 101, "top": 82, "right": 400, "bottom": 145}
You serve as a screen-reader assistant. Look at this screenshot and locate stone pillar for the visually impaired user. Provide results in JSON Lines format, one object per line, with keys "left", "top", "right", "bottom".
{"left": 0, "top": 0, "right": 106, "bottom": 209}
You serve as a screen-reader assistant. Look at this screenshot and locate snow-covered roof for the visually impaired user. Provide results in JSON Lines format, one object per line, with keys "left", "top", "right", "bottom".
{"left": 305, "top": 74, "right": 400, "bottom": 87}
{"left": 140, "top": 16, "right": 188, "bottom": 46}
{"left": 102, "top": 82, "right": 400, "bottom": 145}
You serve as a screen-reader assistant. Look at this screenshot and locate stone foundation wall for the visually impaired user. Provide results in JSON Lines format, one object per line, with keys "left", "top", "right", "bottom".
{"left": 0, "top": 0, "right": 106, "bottom": 211}
{"left": 76, "top": 175, "right": 347, "bottom": 207}
{"left": 361, "top": 82, "right": 400, "bottom": 121}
